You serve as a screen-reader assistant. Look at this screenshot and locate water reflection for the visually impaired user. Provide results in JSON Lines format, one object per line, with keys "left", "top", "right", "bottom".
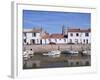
{"left": 23, "top": 50, "right": 91, "bottom": 69}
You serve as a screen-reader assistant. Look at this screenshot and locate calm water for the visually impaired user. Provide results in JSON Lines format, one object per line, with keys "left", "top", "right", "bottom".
{"left": 23, "top": 51, "right": 91, "bottom": 69}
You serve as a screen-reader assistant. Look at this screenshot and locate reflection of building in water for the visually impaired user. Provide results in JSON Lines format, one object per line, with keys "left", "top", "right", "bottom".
{"left": 23, "top": 60, "right": 40, "bottom": 69}
{"left": 23, "top": 26, "right": 91, "bottom": 45}
{"left": 67, "top": 58, "right": 91, "bottom": 66}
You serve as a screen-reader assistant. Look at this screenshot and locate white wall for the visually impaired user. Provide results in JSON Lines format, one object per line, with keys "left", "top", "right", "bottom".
{"left": 81, "top": 33, "right": 91, "bottom": 44}
{"left": 68, "top": 32, "right": 81, "bottom": 43}
{"left": 0, "top": 0, "right": 99, "bottom": 80}
{"left": 68, "top": 32, "right": 91, "bottom": 44}
{"left": 26, "top": 33, "right": 41, "bottom": 39}
{"left": 24, "top": 32, "right": 41, "bottom": 44}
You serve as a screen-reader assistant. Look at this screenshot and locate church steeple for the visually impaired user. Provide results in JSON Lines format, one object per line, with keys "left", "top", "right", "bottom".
{"left": 62, "top": 25, "right": 65, "bottom": 35}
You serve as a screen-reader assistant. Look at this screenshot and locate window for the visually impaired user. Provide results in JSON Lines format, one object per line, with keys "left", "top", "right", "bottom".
{"left": 86, "top": 39, "right": 88, "bottom": 44}
{"left": 76, "top": 33, "right": 79, "bottom": 36}
{"left": 85, "top": 33, "right": 89, "bottom": 36}
{"left": 32, "top": 33, "right": 36, "bottom": 37}
{"left": 64, "top": 35, "right": 68, "bottom": 38}
{"left": 83, "top": 39, "right": 85, "bottom": 43}
{"left": 70, "top": 33, "right": 73, "bottom": 36}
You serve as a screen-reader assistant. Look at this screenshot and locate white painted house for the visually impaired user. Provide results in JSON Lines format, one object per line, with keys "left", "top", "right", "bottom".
{"left": 23, "top": 28, "right": 44, "bottom": 45}
{"left": 66, "top": 28, "right": 91, "bottom": 44}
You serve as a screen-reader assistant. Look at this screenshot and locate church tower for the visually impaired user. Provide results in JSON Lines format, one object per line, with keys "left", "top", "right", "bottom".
{"left": 62, "top": 25, "right": 68, "bottom": 35}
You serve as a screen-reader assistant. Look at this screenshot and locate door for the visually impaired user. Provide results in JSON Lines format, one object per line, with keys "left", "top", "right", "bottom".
{"left": 30, "top": 39, "right": 35, "bottom": 44}
{"left": 86, "top": 39, "right": 88, "bottom": 44}
{"left": 32, "top": 39, "right": 35, "bottom": 44}
{"left": 40, "top": 40, "right": 42, "bottom": 45}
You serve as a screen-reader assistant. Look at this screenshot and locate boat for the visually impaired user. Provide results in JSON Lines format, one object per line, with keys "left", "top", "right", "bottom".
{"left": 83, "top": 50, "right": 91, "bottom": 55}
{"left": 43, "top": 50, "right": 61, "bottom": 57}
{"left": 23, "top": 50, "right": 34, "bottom": 59}
{"left": 68, "top": 51, "right": 79, "bottom": 54}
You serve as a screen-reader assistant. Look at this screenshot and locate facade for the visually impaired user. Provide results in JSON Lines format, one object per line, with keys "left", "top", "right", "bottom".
{"left": 66, "top": 28, "right": 91, "bottom": 44}
{"left": 23, "top": 28, "right": 45, "bottom": 45}
{"left": 23, "top": 27, "right": 91, "bottom": 45}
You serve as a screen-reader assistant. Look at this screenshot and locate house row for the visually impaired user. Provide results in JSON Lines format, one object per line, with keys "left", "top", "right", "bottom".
{"left": 23, "top": 27, "right": 91, "bottom": 45}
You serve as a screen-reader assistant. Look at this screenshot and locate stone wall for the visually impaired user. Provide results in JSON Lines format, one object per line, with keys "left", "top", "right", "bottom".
{"left": 23, "top": 44, "right": 91, "bottom": 53}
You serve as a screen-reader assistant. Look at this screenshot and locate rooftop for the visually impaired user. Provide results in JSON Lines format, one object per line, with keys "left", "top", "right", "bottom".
{"left": 67, "top": 28, "right": 91, "bottom": 32}
{"left": 42, "top": 34, "right": 64, "bottom": 39}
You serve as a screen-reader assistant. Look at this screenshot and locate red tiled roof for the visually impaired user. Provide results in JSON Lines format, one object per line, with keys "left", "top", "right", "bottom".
{"left": 67, "top": 28, "right": 91, "bottom": 32}
{"left": 50, "top": 34, "right": 64, "bottom": 38}
{"left": 42, "top": 34, "right": 64, "bottom": 39}
{"left": 42, "top": 35, "right": 50, "bottom": 39}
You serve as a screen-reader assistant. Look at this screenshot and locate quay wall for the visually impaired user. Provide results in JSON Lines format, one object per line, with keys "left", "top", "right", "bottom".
{"left": 24, "top": 44, "right": 91, "bottom": 53}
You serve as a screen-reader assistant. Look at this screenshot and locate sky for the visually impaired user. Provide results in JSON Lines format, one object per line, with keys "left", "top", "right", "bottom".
{"left": 23, "top": 10, "right": 91, "bottom": 34}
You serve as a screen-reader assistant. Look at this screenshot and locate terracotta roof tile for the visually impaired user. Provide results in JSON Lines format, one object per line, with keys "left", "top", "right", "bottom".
{"left": 42, "top": 34, "right": 64, "bottom": 39}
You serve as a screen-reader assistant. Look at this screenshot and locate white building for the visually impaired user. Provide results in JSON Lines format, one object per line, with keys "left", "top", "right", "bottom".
{"left": 23, "top": 28, "right": 47, "bottom": 45}
{"left": 67, "top": 28, "right": 91, "bottom": 44}
{"left": 23, "top": 27, "right": 91, "bottom": 45}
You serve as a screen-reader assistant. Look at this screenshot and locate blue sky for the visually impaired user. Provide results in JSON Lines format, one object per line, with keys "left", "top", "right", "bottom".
{"left": 23, "top": 10, "right": 91, "bottom": 34}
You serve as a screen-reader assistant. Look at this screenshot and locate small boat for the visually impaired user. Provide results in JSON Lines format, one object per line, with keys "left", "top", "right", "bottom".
{"left": 23, "top": 50, "right": 34, "bottom": 59}
{"left": 68, "top": 51, "right": 78, "bottom": 54}
{"left": 43, "top": 50, "right": 61, "bottom": 57}
{"left": 83, "top": 50, "right": 91, "bottom": 55}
